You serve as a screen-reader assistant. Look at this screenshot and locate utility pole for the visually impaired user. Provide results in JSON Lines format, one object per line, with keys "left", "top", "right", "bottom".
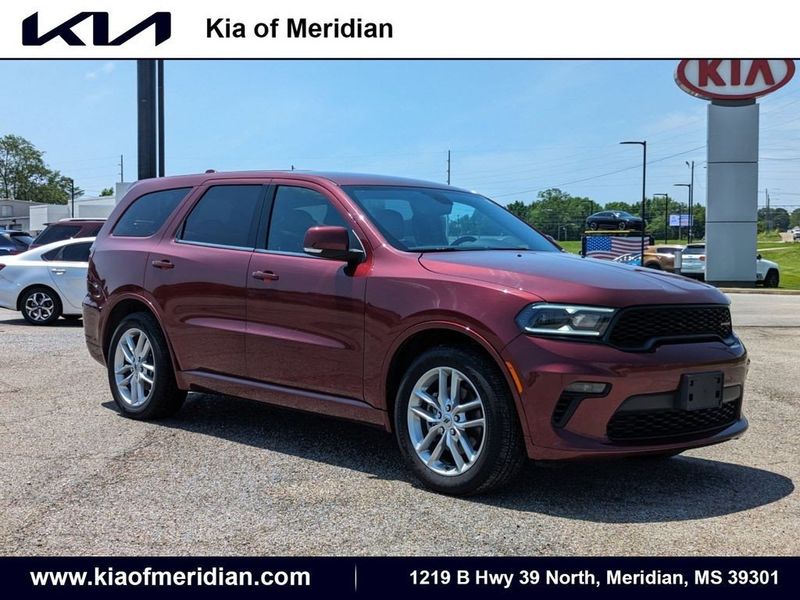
{"left": 686, "top": 160, "right": 695, "bottom": 243}
{"left": 157, "top": 59, "right": 165, "bottom": 177}
{"left": 765, "top": 188, "right": 771, "bottom": 233}
{"left": 620, "top": 140, "right": 647, "bottom": 265}
{"left": 69, "top": 178, "right": 75, "bottom": 218}
{"left": 446, "top": 150, "right": 451, "bottom": 185}
{"left": 119, "top": 154, "right": 124, "bottom": 182}
{"left": 137, "top": 60, "right": 157, "bottom": 180}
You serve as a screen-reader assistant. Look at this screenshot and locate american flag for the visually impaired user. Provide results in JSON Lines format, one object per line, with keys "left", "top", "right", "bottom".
{"left": 584, "top": 235, "right": 646, "bottom": 260}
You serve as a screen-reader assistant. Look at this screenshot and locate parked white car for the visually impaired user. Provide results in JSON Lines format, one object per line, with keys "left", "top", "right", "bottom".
{"left": 0, "top": 237, "right": 94, "bottom": 325}
{"left": 679, "top": 243, "right": 781, "bottom": 287}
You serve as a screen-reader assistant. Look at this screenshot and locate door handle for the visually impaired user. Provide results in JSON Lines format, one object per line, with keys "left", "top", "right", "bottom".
{"left": 252, "top": 270, "right": 279, "bottom": 281}
{"left": 50, "top": 268, "right": 66, "bottom": 275}
{"left": 151, "top": 259, "right": 175, "bottom": 270}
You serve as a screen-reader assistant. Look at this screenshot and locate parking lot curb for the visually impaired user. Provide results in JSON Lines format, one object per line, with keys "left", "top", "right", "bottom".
{"left": 720, "top": 288, "right": 800, "bottom": 295}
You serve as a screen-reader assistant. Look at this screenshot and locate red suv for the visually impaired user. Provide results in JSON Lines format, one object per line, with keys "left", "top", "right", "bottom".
{"left": 84, "top": 172, "right": 748, "bottom": 495}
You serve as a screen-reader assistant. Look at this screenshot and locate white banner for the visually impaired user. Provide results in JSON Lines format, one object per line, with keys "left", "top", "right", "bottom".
{"left": 0, "top": 0, "right": 797, "bottom": 59}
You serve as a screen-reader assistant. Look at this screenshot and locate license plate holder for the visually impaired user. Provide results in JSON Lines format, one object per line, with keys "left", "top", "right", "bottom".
{"left": 678, "top": 371, "right": 724, "bottom": 411}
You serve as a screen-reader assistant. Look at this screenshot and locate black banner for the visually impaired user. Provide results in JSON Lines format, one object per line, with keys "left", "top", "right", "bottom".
{"left": 0, "top": 556, "right": 796, "bottom": 598}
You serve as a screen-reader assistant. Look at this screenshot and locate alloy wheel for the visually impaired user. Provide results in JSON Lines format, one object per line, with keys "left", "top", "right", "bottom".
{"left": 407, "top": 367, "right": 486, "bottom": 476}
{"left": 24, "top": 291, "right": 55, "bottom": 322}
{"left": 113, "top": 328, "right": 156, "bottom": 408}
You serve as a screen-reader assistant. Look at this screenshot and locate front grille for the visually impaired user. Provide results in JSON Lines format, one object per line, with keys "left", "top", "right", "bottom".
{"left": 607, "top": 401, "right": 739, "bottom": 443}
{"left": 607, "top": 305, "right": 733, "bottom": 350}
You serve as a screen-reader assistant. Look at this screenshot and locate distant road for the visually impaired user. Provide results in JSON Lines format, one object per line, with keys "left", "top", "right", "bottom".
{"left": 729, "top": 293, "right": 800, "bottom": 327}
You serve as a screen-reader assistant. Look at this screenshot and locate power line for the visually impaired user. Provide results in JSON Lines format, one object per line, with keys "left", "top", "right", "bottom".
{"left": 492, "top": 145, "right": 706, "bottom": 198}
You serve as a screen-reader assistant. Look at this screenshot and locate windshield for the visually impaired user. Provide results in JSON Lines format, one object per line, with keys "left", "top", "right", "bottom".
{"left": 683, "top": 245, "right": 706, "bottom": 256}
{"left": 343, "top": 186, "right": 558, "bottom": 253}
{"left": 10, "top": 233, "right": 34, "bottom": 246}
{"left": 614, "top": 211, "right": 634, "bottom": 218}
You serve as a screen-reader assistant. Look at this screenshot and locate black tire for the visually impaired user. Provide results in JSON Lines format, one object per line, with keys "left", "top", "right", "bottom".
{"left": 631, "top": 450, "right": 683, "bottom": 460}
{"left": 394, "top": 346, "right": 525, "bottom": 496}
{"left": 589, "top": 222, "right": 599, "bottom": 230}
{"left": 618, "top": 221, "right": 627, "bottom": 230}
{"left": 645, "top": 262, "right": 662, "bottom": 270}
{"left": 107, "top": 312, "right": 186, "bottom": 420}
{"left": 763, "top": 269, "right": 779, "bottom": 288}
{"left": 20, "top": 286, "right": 62, "bottom": 326}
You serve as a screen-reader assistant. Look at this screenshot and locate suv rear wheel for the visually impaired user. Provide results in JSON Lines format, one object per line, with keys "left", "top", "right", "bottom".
{"left": 108, "top": 312, "right": 186, "bottom": 419}
{"left": 394, "top": 346, "right": 525, "bottom": 495}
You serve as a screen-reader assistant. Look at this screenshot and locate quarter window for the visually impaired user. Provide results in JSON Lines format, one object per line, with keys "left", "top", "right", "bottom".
{"left": 179, "top": 185, "right": 264, "bottom": 249}
{"left": 267, "top": 186, "right": 348, "bottom": 254}
{"left": 113, "top": 188, "right": 191, "bottom": 237}
{"left": 42, "top": 242, "right": 92, "bottom": 262}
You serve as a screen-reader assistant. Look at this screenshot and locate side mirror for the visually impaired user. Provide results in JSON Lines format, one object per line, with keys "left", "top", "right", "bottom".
{"left": 303, "top": 226, "right": 362, "bottom": 263}
{"left": 757, "top": 254, "right": 762, "bottom": 260}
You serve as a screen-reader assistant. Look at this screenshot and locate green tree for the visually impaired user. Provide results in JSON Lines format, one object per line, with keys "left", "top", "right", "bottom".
{"left": 758, "top": 207, "right": 790, "bottom": 232}
{"left": 100, "top": 187, "right": 114, "bottom": 197}
{"left": 0, "top": 134, "right": 82, "bottom": 204}
{"left": 790, "top": 208, "right": 800, "bottom": 228}
{"left": 603, "top": 201, "right": 640, "bottom": 214}
{"left": 505, "top": 200, "right": 530, "bottom": 223}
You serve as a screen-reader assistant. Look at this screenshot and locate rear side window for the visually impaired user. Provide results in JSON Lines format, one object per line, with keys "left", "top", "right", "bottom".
{"left": 113, "top": 188, "right": 191, "bottom": 237}
{"left": 34, "top": 224, "right": 82, "bottom": 246}
{"left": 179, "top": 185, "right": 264, "bottom": 249}
{"left": 60, "top": 242, "right": 92, "bottom": 262}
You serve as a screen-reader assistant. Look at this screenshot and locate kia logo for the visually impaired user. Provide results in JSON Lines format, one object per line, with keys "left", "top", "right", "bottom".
{"left": 676, "top": 59, "right": 795, "bottom": 100}
{"left": 22, "top": 12, "right": 171, "bottom": 46}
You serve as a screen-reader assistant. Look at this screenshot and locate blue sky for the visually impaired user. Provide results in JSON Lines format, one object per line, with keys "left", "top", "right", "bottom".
{"left": 1, "top": 60, "right": 798, "bottom": 209}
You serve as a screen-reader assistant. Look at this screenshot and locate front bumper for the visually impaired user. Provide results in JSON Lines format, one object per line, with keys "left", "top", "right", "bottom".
{"left": 502, "top": 334, "right": 748, "bottom": 460}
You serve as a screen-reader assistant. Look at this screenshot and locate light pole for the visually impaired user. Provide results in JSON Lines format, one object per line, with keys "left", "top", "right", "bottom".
{"left": 653, "top": 193, "right": 669, "bottom": 243}
{"left": 685, "top": 160, "right": 695, "bottom": 242}
{"left": 674, "top": 183, "right": 691, "bottom": 242}
{"left": 620, "top": 140, "right": 647, "bottom": 263}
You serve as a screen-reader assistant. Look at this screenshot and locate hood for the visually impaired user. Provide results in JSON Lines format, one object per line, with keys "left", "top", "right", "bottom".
{"left": 419, "top": 250, "right": 727, "bottom": 308}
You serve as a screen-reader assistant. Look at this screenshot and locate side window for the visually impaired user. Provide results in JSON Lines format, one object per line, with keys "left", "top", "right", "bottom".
{"left": 267, "top": 186, "right": 348, "bottom": 254}
{"left": 41, "top": 247, "right": 61, "bottom": 261}
{"left": 34, "top": 224, "right": 81, "bottom": 246}
{"left": 179, "top": 185, "right": 264, "bottom": 249}
{"left": 113, "top": 187, "right": 191, "bottom": 237}
{"left": 60, "top": 242, "right": 92, "bottom": 262}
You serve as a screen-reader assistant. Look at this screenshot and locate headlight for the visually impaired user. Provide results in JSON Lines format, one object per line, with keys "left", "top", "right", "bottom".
{"left": 515, "top": 304, "right": 616, "bottom": 337}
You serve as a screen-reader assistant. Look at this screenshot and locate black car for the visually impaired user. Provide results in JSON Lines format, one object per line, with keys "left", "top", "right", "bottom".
{"left": 0, "top": 230, "right": 34, "bottom": 256}
{"left": 585, "top": 210, "right": 644, "bottom": 231}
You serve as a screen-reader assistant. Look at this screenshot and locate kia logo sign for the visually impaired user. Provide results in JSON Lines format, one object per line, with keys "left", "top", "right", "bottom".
{"left": 22, "top": 12, "right": 171, "bottom": 46}
{"left": 676, "top": 59, "right": 795, "bottom": 100}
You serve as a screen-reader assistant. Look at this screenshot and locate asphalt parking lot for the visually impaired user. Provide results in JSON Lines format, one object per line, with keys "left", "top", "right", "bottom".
{"left": 1, "top": 294, "right": 798, "bottom": 556}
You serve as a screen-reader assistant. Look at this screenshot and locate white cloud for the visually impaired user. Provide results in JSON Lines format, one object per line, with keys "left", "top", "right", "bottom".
{"left": 85, "top": 62, "right": 115, "bottom": 80}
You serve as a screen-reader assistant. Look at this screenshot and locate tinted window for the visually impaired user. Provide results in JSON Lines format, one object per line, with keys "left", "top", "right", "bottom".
{"left": 683, "top": 245, "right": 706, "bottom": 255}
{"left": 113, "top": 188, "right": 190, "bottom": 237}
{"left": 34, "top": 224, "right": 82, "bottom": 246}
{"left": 179, "top": 185, "right": 264, "bottom": 249}
{"left": 60, "top": 242, "right": 92, "bottom": 262}
{"left": 267, "top": 186, "right": 348, "bottom": 254}
{"left": 10, "top": 233, "right": 33, "bottom": 247}
{"left": 344, "top": 186, "right": 557, "bottom": 253}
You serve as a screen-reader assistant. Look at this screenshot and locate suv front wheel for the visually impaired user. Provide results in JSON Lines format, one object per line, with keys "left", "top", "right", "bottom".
{"left": 394, "top": 346, "right": 525, "bottom": 495}
{"left": 108, "top": 312, "right": 186, "bottom": 420}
